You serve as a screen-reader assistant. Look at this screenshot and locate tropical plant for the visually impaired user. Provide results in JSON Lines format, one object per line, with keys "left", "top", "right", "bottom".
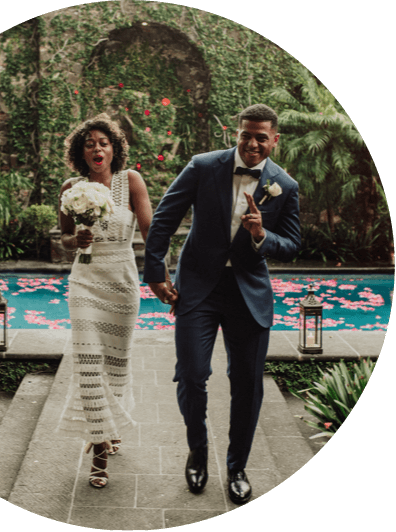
{"left": 293, "top": 358, "right": 375, "bottom": 438}
{"left": 0, "top": 170, "right": 34, "bottom": 260}
{"left": 297, "top": 221, "right": 386, "bottom": 263}
{"left": 0, "top": 223, "right": 29, "bottom": 260}
{"left": 0, "top": 170, "right": 33, "bottom": 227}
{"left": 270, "top": 66, "right": 365, "bottom": 234}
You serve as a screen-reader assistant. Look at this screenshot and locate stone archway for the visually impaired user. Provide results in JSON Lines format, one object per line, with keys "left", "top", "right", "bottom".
{"left": 86, "top": 22, "right": 211, "bottom": 153}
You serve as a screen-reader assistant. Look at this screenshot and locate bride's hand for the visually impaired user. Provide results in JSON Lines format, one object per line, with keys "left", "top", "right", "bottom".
{"left": 76, "top": 229, "right": 93, "bottom": 248}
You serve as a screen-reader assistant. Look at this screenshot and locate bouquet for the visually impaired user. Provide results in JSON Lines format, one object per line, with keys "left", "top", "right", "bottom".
{"left": 60, "top": 180, "right": 115, "bottom": 263}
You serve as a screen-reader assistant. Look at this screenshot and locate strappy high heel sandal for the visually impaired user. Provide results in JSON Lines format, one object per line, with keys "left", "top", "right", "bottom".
{"left": 85, "top": 441, "right": 113, "bottom": 488}
{"left": 108, "top": 439, "right": 122, "bottom": 455}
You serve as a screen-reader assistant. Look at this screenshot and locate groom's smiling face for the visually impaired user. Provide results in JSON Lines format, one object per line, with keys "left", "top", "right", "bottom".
{"left": 237, "top": 120, "right": 279, "bottom": 168}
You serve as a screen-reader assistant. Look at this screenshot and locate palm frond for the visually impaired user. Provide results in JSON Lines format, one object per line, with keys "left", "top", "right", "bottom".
{"left": 340, "top": 174, "right": 362, "bottom": 201}
{"left": 331, "top": 144, "right": 354, "bottom": 177}
{"left": 269, "top": 88, "right": 307, "bottom": 113}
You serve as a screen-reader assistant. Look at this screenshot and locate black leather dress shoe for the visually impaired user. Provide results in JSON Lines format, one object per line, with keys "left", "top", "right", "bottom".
{"left": 185, "top": 446, "right": 208, "bottom": 493}
{"left": 227, "top": 468, "right": 252, "bottom": 504}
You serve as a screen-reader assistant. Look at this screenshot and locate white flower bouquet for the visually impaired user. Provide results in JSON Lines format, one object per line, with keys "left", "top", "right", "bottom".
{"left": 60, "top": 180, "right": 115, "bottom": 263}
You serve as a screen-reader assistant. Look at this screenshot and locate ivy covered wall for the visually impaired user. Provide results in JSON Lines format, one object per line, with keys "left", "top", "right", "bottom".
{"left": 0, "top": 0, "right": 298, "bottom": 211}
{"left": 1, "top": 1, "right": 390, "bottom": 263}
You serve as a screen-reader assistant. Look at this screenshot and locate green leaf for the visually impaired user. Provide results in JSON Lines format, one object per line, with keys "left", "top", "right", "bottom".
{"left": 309, "top": 431, "right": 333, "bottom": 439}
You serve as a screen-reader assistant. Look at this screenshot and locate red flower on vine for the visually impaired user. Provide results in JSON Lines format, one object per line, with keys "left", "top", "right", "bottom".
{"left": 145, "top": 127, "right": 151, "bottom": 132}
{"left": 223, "top": 126, "right": 227, "bottom": 130}
{"left": 186, "top": 89, "right": 191, "bottom": 92}
{"left": 158, "top": 154, "right": 164, "bottom": 161}
{"left": 162, "top": 98, "right": 170, "bottom": 106}
{"left": 324, "top": 422, "right": 332, "bottom": 429}
{"left": 125, "top": 107, "right": 129, "bottom": 111}
{"left": 167, "top": 130, "right": 172, "bottom": 136}
{"left": 74, "top": 90, "right": 79, "bottom": 95}
{"left": 198, "top": 113, "right": 203, "bottom": 118}
{"left": 136, "top": 163, "right": 142, "bottom": 170}
{"left": 144, "top": 110, "right": 150, "bottom": 116}
{"left": 118, "top": 83, "right": 124, "bottom": 88}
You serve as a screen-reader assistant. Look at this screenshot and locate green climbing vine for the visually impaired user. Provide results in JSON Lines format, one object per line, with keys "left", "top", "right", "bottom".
{"left": 0, "top": 0, "right": 300, "bottom": 259}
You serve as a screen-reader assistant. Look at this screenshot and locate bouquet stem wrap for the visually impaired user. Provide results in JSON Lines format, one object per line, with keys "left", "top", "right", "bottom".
{"left": 60, "top": 180, "right": 115, "bottom": 265}
{"left": 78, "top": 222, "right": 95, "bottom": 264}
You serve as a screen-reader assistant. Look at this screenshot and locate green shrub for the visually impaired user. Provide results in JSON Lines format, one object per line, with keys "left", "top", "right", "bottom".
{"left": 293, "top": 358, "right": 375, "bottom": 438}
{"left": 265, "top": 359, "right": 358, "bottom": 393}
{"left": 0, "top": 170, "right": 34, "bottom": 260}
{"left": 0, "top": 361, "right": 57, "bottom": 393}
{"left": 20, "top": 204, "right": 58, "bottom": 259}
{"left": 0, "top": 222, "right": 28, "bottom": 260}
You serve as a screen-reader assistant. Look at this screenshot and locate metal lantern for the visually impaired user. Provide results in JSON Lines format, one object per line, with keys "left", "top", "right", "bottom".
{"left": 298, "top": 285, "right": 323, "bottom": 354}
{"left": 0, "top": 289, "right": 8, "bottom": 351}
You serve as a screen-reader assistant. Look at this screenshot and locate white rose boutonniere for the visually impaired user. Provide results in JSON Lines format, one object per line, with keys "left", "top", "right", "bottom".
{"left": 259, "top": 179, "right": 283, "bottom": 205}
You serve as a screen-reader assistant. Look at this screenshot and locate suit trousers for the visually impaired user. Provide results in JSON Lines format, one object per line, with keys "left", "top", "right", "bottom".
{"left": 173, "top": 267, "right": 270, "bottom": 470}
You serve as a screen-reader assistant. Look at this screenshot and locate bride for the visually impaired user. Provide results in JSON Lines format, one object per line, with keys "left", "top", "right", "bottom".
{"left": 57, "top": 114, "right": 173, "bottom": 488}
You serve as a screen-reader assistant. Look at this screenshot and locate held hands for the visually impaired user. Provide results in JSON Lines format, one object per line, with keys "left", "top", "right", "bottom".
{"left": 241, "top": 192, "right": 266, "bottom": 242}
{"left": 149, "top": 279, "right": 179, "bottom": 315}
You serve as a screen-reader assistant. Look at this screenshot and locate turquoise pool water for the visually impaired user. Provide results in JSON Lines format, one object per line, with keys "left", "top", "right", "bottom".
{"left": 0, "top": 273, "right": 393, "bottom": 331}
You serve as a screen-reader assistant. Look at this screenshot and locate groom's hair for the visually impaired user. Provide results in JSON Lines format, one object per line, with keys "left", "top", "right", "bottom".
{"left": 238, "top": 104, "right": 278, "bottom": 131}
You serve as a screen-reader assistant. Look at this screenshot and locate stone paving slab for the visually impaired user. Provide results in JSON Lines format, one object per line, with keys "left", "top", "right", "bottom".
{"left": 2, "top": 329, "right": 69, "bottom": 360}
{"left": 1, "top": 329, "right": 385, "bottom": 363}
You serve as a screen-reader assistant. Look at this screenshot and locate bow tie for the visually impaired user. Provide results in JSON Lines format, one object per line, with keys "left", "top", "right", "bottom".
{"left": 234, "top": 166, "right": 261, "bottom": 179}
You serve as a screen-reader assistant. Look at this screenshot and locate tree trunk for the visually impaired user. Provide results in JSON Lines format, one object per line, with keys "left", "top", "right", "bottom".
{"left": 326, "top": 203, "right": 335, "bottom": 234}
{"left": 28, "top": 18, "right": 42, "bottom": 206}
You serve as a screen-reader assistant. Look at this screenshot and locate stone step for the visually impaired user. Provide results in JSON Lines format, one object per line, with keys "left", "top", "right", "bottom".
{"left": 0, "top": 372, "right": 55, "bottom": 500}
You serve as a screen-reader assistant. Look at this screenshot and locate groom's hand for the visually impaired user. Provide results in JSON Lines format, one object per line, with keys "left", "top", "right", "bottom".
{"left": 241, "top": 192, "right": 266, "bottom": 242}
{"left": 149, "top": 281, "right": 179, "bottom": 314}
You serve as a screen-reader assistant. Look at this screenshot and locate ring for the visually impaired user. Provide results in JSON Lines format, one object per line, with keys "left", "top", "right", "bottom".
{"left": 249, "top": 214, "right": 254, "bottom": 218}
{"left": 164, "top": 299, "right": 169, "bottom": 304}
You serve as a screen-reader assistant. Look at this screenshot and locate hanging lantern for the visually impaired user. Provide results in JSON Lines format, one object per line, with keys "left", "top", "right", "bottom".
{"left": 298, "top": 285, "right": 323, "bottom": 354}
{"left": 0, "top": 290, "right": 8, "bottom": 352}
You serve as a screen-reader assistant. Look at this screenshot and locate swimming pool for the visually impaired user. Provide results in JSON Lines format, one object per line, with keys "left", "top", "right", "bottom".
{"left": 0, "top": 273, "right": 393, "bottom": 331}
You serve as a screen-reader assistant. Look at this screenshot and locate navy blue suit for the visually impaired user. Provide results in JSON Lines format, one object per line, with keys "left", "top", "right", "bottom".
{"left": 144, "top": 146, "right": 300, "bottom": 469}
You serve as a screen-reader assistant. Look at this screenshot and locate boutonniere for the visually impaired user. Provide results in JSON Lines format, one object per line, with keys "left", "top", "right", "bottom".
{"left": 259, "top": 179, "right": 283, "bottom": 205}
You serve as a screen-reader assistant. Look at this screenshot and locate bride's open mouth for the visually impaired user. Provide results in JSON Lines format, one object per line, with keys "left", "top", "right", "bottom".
{"left": 94, "top": 156, "right": 103, "bottom": 165}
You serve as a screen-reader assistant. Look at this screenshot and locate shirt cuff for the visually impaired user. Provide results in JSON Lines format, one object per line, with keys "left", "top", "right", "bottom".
{"left": 251, "top": 232, "right": 266, "bottom": 251}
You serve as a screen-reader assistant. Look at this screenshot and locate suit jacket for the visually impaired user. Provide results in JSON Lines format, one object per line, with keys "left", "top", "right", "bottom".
{"left": 143, "top": 146, "right": 301, "bottom": 328}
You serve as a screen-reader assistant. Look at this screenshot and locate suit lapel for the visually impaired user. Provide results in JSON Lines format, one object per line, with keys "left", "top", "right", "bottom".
{"left": 252, "top": 157, "right": 278, "bottom": 206}
{"left": 213, "top": 147, "right": 236, "bottom": 242}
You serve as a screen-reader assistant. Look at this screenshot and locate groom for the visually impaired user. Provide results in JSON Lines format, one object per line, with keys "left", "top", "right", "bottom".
{"left": 143, "top": 104, "right": 300, "bottom": 504}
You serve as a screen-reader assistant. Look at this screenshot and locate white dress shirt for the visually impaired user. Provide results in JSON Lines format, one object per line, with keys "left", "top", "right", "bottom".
{"left": 226, "top": 150, "right": 266, "bottom": 266}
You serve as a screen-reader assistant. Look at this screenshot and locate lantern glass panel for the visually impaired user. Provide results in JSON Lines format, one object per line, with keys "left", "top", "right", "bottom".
{"left": 305, "top": 315, "right": 321, "bottom": 348}
{"left": 0, "top": 307, "right": 6, "bottom": 350}
{"left": 299, "top": 309, "right": 305, "bottom": 346}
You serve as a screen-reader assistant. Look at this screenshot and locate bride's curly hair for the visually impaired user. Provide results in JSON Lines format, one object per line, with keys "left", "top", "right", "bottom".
{"left": 65, "top": 113, "right": 129, "bottom": 177}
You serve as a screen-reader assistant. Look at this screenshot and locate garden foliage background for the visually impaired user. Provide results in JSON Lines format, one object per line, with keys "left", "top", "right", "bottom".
{"left": 0, "top": 0, "right": 392, "bottom": 263}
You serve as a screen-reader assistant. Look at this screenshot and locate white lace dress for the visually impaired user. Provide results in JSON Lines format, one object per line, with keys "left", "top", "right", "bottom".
{"left": 57, "top": 170, "right": 140, "bottom": 444}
